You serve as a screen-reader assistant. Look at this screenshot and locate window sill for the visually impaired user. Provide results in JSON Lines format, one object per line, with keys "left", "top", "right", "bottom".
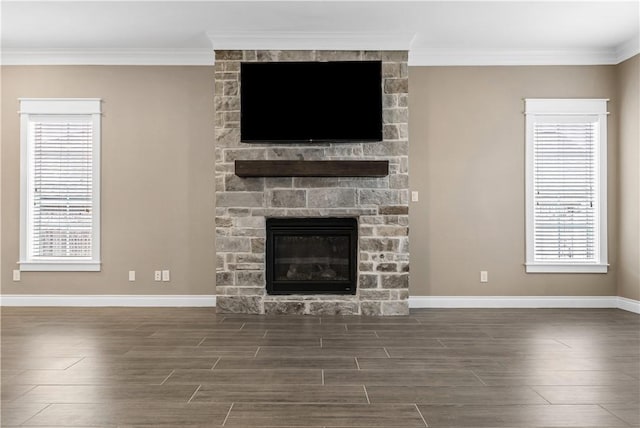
{"left": 19, "top": 261, "right": 101, "bottom": 272}
{"left": 525, "top": 263, "right": 608, "bottom": 274}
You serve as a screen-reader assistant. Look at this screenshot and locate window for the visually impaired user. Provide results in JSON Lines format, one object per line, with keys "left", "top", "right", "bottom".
{"left": 525, "top": 99, "right": 608, "bottom": 273}
{"left": 19, "top": 99, "right": 101, "bottom": 271}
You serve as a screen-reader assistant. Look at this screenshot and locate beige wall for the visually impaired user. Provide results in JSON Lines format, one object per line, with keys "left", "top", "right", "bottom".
{"left": 616, "top": 55, "right": 640, "bottom": 301}
{"left": 1, "top": 66, "right": 216, "bottom": 295}
{"left": 2, "top": 63, "right": 636, "bottom": 300}
{"left": 408, "top": 65, "right": 618, "bottom": 296}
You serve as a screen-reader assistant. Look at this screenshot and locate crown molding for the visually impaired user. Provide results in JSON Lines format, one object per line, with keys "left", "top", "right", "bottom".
{"left": 2, "top": 44, "right": 635, "bottom": 67}
{"left": 207, "top": 31, "right": 416, "bottom": 51}
{"left": 615, "top": 35, "right": 640, "bottom": 63}
{"left": 1, "top": 49, "right": 214, "bottom": 66}
{"left": 409, "top": 47, "right": 620, "bottom": 66}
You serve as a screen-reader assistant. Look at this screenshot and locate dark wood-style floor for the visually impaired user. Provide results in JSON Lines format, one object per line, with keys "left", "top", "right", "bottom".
{"left": 1, "top": 307, "right": 639, "bottom": 427}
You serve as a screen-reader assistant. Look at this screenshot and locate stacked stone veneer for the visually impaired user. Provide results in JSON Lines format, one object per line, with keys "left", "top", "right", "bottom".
{"left": 215, "top": 50, "right": 409, "bottom": 316}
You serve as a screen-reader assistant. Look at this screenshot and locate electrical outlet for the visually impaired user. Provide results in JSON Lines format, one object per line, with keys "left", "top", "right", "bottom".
{"left": 480, "top": 270, "right": 488, "bottom": 283}
{"left": 154, "top": 271, "right": 162, "bottom": 281}
{"left": 128, "top": 270, "right": 136, "bottom": 282}
{"left": 13, "top": 270, "right": 20, "bottom": 281}
{"left": 162, "top": 270, "right": 170, "bottom": 282}
{"left": 411, "top": 191, "right": 419, "bottom": 202}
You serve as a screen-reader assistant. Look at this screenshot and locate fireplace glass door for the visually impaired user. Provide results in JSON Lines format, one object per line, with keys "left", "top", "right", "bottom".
{"left": 266, "top": 218, "right": 357, "bottom": 295}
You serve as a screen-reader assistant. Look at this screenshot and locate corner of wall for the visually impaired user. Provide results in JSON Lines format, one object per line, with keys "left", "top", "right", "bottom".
{"left": 615, "top": 54, "right": 640, "bottom": 301}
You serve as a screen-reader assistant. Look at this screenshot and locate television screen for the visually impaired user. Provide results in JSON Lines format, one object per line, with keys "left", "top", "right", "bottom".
{"left": 240, "top": 61, "right": 382, "bottom": 143}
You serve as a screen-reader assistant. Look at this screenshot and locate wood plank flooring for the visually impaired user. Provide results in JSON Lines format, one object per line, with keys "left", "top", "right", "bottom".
{"left": 1, "top": 307, "right": 638, "bottom": 427}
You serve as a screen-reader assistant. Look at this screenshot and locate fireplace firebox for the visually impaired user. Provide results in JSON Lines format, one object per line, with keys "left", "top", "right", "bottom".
{"left": 266, "top": 218, "right": 358, "bottom": 295}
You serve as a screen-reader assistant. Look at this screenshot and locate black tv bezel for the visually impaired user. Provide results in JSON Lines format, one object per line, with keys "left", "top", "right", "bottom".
{"left": 239, "top": 61, "right": 383, "bottom": 144}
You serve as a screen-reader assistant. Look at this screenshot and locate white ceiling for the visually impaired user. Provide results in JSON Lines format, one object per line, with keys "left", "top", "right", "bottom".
{"left": 2, "top": 1, "right": 639, "bottom": 65}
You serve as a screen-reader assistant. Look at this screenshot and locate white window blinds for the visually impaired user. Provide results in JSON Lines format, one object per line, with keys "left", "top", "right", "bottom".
{"left": 19, "top": 98, "right": 101, "bottom": 272}
{"left": 30, "top": 118, "right": 94, "bottom": 258}
{"left": 533, "top": 119, "right": 597, "bottom": 261}
{"left": 525, "top": 99, "right": 608, "bottom": 273}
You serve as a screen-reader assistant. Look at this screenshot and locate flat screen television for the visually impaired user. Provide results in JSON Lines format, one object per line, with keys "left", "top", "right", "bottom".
{"left": 240, "top": 61, "right": 382, "bottom": 143}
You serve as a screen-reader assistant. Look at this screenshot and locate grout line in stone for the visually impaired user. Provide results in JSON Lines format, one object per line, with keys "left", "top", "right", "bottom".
{"left": 222, "top": 402, "right": 234, "bottom": 426}
{"left": 363, "top": 385, "right": 371, "bottom": 404}
{"left": 415, "top": 403, "right": 429, "bottom": 427}
{"left": 187, "top": 385, "right": 202, "bottom": 403}
{"left": 211, "top": 357, "right": 221, "bottom": 370}
{"left": 383, "top": 347, "right": 391, "bottom": 358}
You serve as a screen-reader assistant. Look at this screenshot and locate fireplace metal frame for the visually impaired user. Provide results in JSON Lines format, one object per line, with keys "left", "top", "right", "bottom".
{"left": 266, "top": 217, "right": 358, "bottom": 295}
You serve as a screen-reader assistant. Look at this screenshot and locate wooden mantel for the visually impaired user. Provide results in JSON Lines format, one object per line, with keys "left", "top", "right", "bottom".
{"left": 234, "top": 160, "right": 389, "bottom": 178}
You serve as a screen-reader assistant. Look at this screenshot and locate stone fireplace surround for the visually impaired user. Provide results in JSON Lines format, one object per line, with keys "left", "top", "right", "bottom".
{"left": 215, "top": 50, "right": 409, "bottom": 315}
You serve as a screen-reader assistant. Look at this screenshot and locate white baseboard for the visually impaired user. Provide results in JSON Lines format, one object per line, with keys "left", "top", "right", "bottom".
{"left": 409, "top": 296, "right": 640, "bottom": 313}
{"left": 0, "top": 294, "right": 216, "bottom": 307}
{"left": 1, "top": 294, "right": 637, "bottom": 314}
{"left": 617, "top": 296, "right": 640, "bottom": 314}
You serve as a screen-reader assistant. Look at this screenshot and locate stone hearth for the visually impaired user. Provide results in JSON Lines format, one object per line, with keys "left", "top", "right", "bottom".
{"left": 215, "top": 50, "right": 409, "bottom": 315}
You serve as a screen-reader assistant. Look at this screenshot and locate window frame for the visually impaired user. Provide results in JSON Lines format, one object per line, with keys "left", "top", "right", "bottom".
{"left": 19, "top": 98, "right": 102, "bottom": 272}
{"left": 524, "top": 98, "right": 608, "bottom": 274}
